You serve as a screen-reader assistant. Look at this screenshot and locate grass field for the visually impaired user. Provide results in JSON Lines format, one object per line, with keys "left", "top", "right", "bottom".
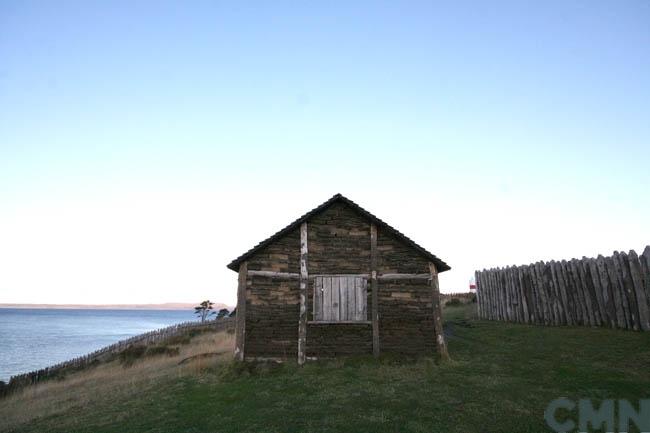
{"left": 1, "top": 304, "right": 649, "bottom": 433}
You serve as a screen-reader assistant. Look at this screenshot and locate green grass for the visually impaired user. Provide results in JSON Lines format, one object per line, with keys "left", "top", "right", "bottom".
{"left": 3, "top": 305, "right": 649, "bottom": 433}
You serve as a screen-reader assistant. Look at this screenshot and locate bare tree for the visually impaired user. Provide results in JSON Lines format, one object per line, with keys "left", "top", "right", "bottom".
{"left": 194, "top": 300, "right": 216, "bottom": 322}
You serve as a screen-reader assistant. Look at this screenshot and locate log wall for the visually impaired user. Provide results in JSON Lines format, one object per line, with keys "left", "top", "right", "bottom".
{"left": 245, "top": 276, "right": 299, "bottom": 358}
{"left": 243, "top": 202, "right": 441, "bottom": 358}
{"left": 475, "top": 246, "right": 650, "bottom": 331}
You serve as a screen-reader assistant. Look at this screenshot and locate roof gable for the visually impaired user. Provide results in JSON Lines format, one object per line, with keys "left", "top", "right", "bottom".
{"left": 227, "top": 193, "right": 450, "bottom": 273}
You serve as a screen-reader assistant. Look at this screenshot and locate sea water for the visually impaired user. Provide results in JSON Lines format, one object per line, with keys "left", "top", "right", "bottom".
{"left": 0, "top": 308, "right": 197, "bottom": 381}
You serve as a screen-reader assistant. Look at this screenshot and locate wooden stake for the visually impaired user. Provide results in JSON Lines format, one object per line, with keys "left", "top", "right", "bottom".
{"left": 430, "top": 262, "right": 450, "bottom": 362}
{"left": 370, "top": 223, "right": 379, "bottom": 358}
{"left": 234, "top": 261, "right": 248, "bottom": 362}
{"left": 615, "top": 252, "right": 634, "bottom": 330}
{"left": 298, "top": 222, "right": 308, "bottom": 365}
{"left": 628, "top": 250, "right": 650, "bottom": 331}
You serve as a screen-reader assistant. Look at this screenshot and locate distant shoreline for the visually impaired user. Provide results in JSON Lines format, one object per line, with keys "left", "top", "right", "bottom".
{"left": 0, "top": 302, "right": 230, "bottom": 311}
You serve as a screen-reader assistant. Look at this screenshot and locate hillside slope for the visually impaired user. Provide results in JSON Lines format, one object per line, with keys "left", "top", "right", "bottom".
{"left": 2, "top": 305, "right": 649, "bottom": 433}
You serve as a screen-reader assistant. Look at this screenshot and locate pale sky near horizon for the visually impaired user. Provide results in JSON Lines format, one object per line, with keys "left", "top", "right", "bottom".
{"left": 1, "top": 1, "right": 649, "bottom": 306}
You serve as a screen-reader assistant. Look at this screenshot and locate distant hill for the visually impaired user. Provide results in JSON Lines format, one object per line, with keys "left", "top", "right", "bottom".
{"left": 0, "top": 302, "right": 231, "bottom": 310}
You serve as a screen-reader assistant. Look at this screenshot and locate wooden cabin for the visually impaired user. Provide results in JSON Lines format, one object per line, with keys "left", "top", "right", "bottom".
{"left": 227, "top": 194, "right": 451, "bottom": 364}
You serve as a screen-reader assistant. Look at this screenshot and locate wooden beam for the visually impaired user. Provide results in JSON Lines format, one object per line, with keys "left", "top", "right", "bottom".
{"left": 247, "top": 271, "right": 430, "bottom": 281}
{"left": 307, "top": 320, "right": 372, "bottom": 325}
{"left": 370, "top": 222, "right": 379, "bottom": 358}
{"left": 430, "top": 262, "right": 450, "bottom": 362}
{"left": 247, "top": 270, "right": 300, "bottom": 279}
{"left": 234, "top": 261, "right": 248, "bottom": 362}
{"left": 297, "top": 222, "right": 308, "bottom": 365}
{"left": 378, "top": 273, "right": 430, "bottom": 280}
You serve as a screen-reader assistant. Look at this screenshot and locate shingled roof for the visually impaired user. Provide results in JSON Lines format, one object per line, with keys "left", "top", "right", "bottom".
{"left": 227, "top": 193, "right": 450, "bottom": 273}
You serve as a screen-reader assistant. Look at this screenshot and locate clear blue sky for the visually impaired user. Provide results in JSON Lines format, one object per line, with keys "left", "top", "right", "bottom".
{"left": 1, "top": 1, "right": 649, "bottom": 305}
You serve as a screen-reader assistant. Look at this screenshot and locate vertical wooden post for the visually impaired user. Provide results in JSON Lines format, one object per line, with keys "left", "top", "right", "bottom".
{"left": 640, "top": 246, "right": 650, "bottom": 326}
{"left": 370, "top": 223, "right": 380, "bottom": 358}
{"left": 475, "top": 271, "right": 482, "bottom": 319}
{"left": 430, "top": 262, "right": 450, "bottom": 362}
{"left": 298, "top": 222, "right": 308, "bottom": 365}
{"left": 628, "top": 250, "right": 650, "bottom": 331}
{"left": 234, "top": 261, "right": 248, "bottom": 362}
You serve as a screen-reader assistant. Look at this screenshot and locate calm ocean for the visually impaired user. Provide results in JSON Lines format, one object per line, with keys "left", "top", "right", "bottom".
{"left": 0, "top": 308, "right": 198, "bottom": 382}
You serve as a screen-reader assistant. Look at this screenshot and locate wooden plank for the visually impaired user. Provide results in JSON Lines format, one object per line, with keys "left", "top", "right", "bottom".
{"left": 339, "top": 276, "right": 348, "bottom": 321}
{"left": 346, "top": 276, "right": 355, "bottom": 321}
{"left": 628, "top": 250, "right": 650, "bottom": 331}
{"left": 354, "top": 277, "right": 362, "bottom": 320}
{"left": 323, "top": 277, "right": 332, "bottom": 321}
{"left": 362, "top": 278, "right": 368, "bottom": 320}
{"left": 247, "top": 270, "right": 300, "bottom": 279}
{"left": 430, "top": 262, "right": 450, "bottom": 362}
{"left": 234, "top": 261, "right": 248, "bottom": 362}
{"left": 370, "top": 223, "right": 379, "bottom": 357}
{"left": 313, "top": 277, "right": 322, "bottom": 321}
{"left": 331, "top": 276, "right": 340, "bottom": 321}
{"left": 298, "top": 222, "right": 308, "bottom": 365}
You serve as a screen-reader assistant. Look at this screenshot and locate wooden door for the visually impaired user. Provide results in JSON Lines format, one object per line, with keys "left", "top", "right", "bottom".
{"left": 313, "top": 276, "right": 367, "bottom": 321}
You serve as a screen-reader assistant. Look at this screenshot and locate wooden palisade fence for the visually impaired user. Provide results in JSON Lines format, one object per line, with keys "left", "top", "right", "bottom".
{"left": 475, "top": 246, "right": 650, "bottom": 331}
{"left": 2, "top": 317, "right": 234, "bottom": 396}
